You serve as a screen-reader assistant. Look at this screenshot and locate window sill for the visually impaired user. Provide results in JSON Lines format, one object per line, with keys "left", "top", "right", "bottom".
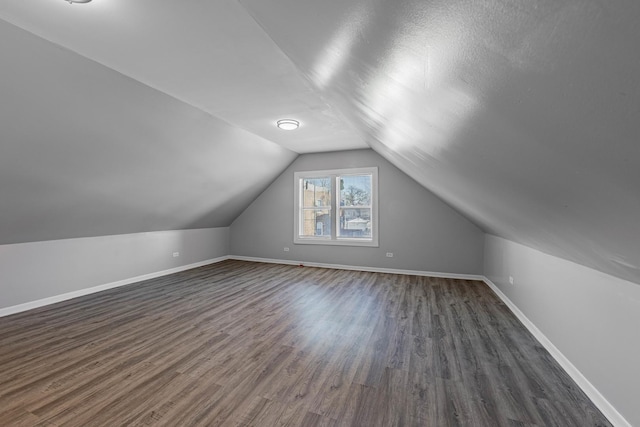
{"left": 294, "top": 238, "right": 379, "bottom": 247}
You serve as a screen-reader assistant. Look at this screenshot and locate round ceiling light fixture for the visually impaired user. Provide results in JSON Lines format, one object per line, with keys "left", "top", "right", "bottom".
{"left": 65, "top": 0, "right": 92, "bottom": 3}
{"left": 276, "top": 119, "right": 300, "bottom": 131}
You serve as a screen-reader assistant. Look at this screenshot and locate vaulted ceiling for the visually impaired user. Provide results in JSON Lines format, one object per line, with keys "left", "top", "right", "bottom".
{"left": 1, "top": 0, "right": 639, "bottom": 284}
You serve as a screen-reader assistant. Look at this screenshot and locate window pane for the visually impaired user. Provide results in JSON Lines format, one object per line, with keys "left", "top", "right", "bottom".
{"left": 338, "top": 174, "right": 372, "bottom": 239}
{"left": 295, "top": 167, "right": 377, "bottom": 246}
{"left": 302, "top": 177, "right": 331, "bottom": 208}
{"left": 340, "top": 175, "right": 371, "bottom": 207}
{"left": 300, "top": 209, "right": 332, "bottom": 237}
{"left": 338, "top": 208, "right": 371, "bottom": 238}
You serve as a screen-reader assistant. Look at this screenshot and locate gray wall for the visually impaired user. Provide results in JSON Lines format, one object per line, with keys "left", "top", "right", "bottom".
{"left": 484, "top": 234, "right": 640, "bottom": 427}
{"left": 0, "top": 227, "right": 229, "bottom": 311}
{"left": 230, "top": 149, "right": 484, "bottom": 274}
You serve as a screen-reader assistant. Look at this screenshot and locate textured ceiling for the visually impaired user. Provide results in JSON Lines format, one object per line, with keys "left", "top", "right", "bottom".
{"left": 1, "top": 0, "right": 639, "bottom": 284}
{"left": 239, "top": 0, "right": 640, "bottom": 284}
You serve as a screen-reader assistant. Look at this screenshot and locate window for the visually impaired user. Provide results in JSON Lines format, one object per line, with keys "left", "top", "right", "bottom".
{"left": 294, "top": 167, "right": 378, "bottom": 246}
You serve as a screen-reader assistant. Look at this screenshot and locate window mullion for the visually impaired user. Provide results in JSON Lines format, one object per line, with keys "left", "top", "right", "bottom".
{"left": 331, "top": 174, "right": 338, "bottom": 241}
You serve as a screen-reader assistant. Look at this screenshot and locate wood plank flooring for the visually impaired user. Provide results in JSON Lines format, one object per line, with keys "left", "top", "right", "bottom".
{"left": 0, "top": 260, "right": 611, "bottom": 426}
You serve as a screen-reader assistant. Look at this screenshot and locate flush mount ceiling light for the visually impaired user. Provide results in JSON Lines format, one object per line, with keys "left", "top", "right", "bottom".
{"left": 64, "top": 0, "right": 92, "bottom": 3}
{"left": 276, "top": 119, "right": 300, "bottom": 131}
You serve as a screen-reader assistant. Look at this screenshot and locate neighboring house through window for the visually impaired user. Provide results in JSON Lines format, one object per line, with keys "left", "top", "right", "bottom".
{"left": 294, "top": 167, "right": 378, "bottom": 246}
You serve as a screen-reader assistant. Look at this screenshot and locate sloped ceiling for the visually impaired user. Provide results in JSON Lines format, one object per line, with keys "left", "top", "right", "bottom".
{"left": 238, "top": 0, "right": 640, "bottom": 285}
{"left": 1, "top": 0, "right": 639, "bottom": 284}
{"left": 0, "top": 20, "right": 298, "bottom": 244}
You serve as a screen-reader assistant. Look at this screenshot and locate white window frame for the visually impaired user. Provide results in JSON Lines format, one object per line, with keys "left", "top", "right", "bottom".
{"left": 294, "top": 167, "right": 379, "bottom": 247}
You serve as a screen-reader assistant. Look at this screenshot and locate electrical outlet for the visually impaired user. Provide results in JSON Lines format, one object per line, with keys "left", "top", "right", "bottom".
{"left": 386, "top": 252, "right": 394, "bottom": 258}
{"left": 173, "top": 252, "right": 180, "bottom": 257}
{"left": 283, "top": 247, "right": 290, "bottom": 252}
{"left": 509, "top": 276, "right": 514, "bottom": 285}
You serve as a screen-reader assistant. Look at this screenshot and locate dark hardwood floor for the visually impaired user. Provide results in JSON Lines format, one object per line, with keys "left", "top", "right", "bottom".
{"left": 0, "top": 260, "right": 611, "bottom": 426}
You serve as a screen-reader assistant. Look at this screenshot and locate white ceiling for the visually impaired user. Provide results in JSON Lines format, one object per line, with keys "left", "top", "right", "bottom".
{"left": 2, "top": 0, "right": 640, "bottom": 284}
{"left": 0, "top": 0, "right": 367, "bottom": 153}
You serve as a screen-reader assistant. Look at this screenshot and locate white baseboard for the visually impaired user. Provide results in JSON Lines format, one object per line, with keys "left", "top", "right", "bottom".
{"left": 2, "top": 255, "right": 626, "bottom": 426}
{"left": 483, "top": 277, "right": 630, "bottom": 427}
{"left": 1, "top": 254, "right": 479, "bottom": 318}
{"left": 0, "top": 256, "right": 230, "bottom": 318}
{"left": 229, "top": 255, "right": 484, "bottom": 281}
